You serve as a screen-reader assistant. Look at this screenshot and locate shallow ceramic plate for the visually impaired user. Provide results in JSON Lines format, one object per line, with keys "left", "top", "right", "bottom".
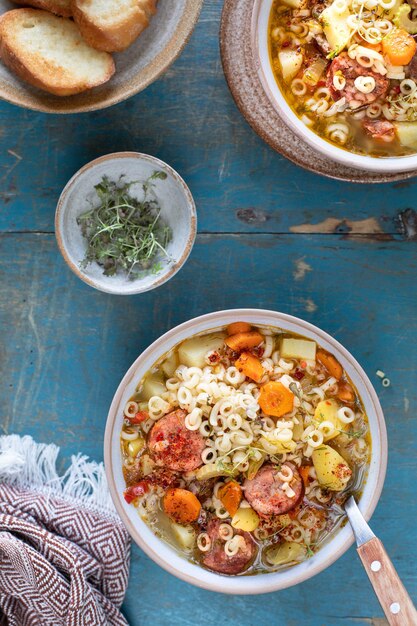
{"left": 0, "top": 0, "right": 203, "bottom": 113}
{"left": 220, "top": 0, "right": 417, "bottom": 183}
{"left": 55, "top": 152, "right": 197, "bottom": 295}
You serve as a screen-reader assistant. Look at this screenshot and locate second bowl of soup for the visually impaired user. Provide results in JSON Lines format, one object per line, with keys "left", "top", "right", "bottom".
{"left": 104, "top": 309, "right": 387, "bottom": 593}
{"left": 255, "top": 0, "right": 417, "bottom": 172}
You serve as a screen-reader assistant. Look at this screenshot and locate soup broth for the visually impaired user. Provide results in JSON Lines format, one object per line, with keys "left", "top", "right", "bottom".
{"left": 120, "top": 323, "right": 371, "bottom": 576}
{"left": 269, "top": 0, "right": 417, "bottom": 156}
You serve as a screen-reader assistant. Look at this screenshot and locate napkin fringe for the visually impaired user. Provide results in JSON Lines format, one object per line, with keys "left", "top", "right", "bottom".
{"left": 0, "top": 434, "right": 117, "bottom": 517}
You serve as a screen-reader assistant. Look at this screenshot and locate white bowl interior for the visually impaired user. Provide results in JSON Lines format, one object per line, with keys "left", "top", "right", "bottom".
{"left": 254, "top": 0, "right": 417, "bottom": 174}
{"left": 56, "top": 154, "right": 196, "bottom": 295}
{"left": 105, "top": 309, "right": 387, "bottom": 594}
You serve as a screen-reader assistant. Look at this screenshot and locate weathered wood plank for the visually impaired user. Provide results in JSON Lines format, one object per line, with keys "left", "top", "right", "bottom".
{"left": 0, "top": 233, "right": 415, "bottom": 625}
{"left": 0, "top": 0, "right": 417, "bottom": 235}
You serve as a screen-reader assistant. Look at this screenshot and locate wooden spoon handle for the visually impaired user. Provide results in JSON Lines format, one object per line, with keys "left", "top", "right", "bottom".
{"left": 357, "top": 537, "right": 417, "bottom": 625}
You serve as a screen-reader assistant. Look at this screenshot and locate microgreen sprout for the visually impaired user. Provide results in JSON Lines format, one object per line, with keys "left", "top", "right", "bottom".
{"left": 77, "top": 172, "right": 172, "bottom": 279}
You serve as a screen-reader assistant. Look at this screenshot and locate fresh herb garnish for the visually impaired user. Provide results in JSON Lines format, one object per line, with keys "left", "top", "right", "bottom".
{"left": 77, "top": 172, "right": 172, "bottom": 279}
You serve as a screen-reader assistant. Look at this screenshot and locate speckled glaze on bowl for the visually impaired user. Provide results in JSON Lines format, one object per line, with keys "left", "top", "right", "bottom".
{"left": 220, "top": 0, "right": 417, "bottom": 183}
{"left": 0, "top": 0, "right": 203, "bottom": 113}
{"left": 104, "top": 309, "right": 387, "bottom": 594}
{"left": 55, "top": 152, "right": 197, "bottom": 295}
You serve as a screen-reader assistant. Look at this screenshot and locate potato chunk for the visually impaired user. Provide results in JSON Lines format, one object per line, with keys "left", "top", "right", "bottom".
{"left": 281, "top": 338, "right": 316, "bottom": 360}
{"left": 314, "top": 398, "right": 347, "bottom": 441}
{"left": 312, "top": 445, "right": 352, "bottom": 491}
{"left": 178, "top": 333, "right": 226, "bottom": 368}
{"left": 278, "top": 50, "right": 303, "bottom": 82}
{"left": 231, "top": 507, "right": 260, "bottom": 532}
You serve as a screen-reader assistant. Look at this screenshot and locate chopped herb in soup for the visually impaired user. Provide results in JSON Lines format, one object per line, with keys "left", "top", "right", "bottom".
{"left": 120, "top": 323, "right": 371, "bottom": 575}
{"left": 269, "top": 0, "right": 417, "bottom": 156}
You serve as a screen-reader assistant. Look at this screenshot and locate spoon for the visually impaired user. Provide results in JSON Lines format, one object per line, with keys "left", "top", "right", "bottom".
{"left": 345, "top": 496, "right": 417, "bottom": 625}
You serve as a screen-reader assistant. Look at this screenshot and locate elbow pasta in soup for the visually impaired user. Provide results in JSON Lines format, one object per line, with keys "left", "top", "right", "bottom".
{"left": 120, "top": 324, "right": 371, "bottom": 575}
{"left": 269, "top": 0, "right": 417, "bottom": 156}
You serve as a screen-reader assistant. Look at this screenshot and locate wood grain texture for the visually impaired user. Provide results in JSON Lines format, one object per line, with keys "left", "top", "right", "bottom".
{"left": 0, "top": 1, "right": 416, "bottom": 624}
{"left": 357, "top": 538, "right": 417, "bottom": 625}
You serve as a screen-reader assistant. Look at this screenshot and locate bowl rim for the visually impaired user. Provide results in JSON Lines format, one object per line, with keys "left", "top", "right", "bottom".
{"left": 55, "top": 151, "right": 197, "bottom": 295}
{"left": 104, "top": 308, "right": 388, "bottom": 594}
{"left": 0, "top": 0, "right": 203, "bottom": 114}
{"left": 253, "top": 0, "right": 417, "bottom": 173}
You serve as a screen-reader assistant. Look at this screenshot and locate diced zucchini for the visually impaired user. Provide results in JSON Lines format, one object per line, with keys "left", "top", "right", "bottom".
{"left": 312, "top": 445, "right": 352, "bottom": 491}
{"left": 278, "top": 50, "right": 303, "bottom": 82}
{"left": 171, "top": 523, "right": 196, "bottom": 551}
{"left": 320, "top": 1, "right": 351, "bottom": 54}
{"left": 260, "top": 436, "right": 297, "bottom": 454}
{"left": 394, "top": 122, "right": 417, "bottom": 149}
{"left": 139, "top": 373, "right": 166, "bottom": 402}
{"left": 196, "top": 463, "right": 236, "bottom": 481}
{"left": 265, "top": 541, "right": 306, "bottom": 566}
{"left": 178, "top": 333, "right": 226, "bottom": 368}
{"left": 161, "top": 352, "right": 179, "bottom": 378}
{"left": 246, "top": 454, "right": 266, "bottom": 480}
{"left": 231, "top": 507, "right": 260, "bottom": 532}
{"left": 281, "top": 338, "right": 317, "bottom": 360}
{"left": 394, "top": 4, "right": 417, "bottom": 33}
{"left": 314, "top": 398, "right": 346, "bottom": 440}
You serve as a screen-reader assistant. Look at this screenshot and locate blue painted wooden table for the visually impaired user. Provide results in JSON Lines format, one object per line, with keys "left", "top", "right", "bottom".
{"left": 0, "top": 1, "right": 416, "bottom": 624}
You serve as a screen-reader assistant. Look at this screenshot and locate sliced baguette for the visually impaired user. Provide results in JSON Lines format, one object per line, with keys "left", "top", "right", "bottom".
{"left": 0, "top": 9, "right": 115, "bottom": 96}
{"left": 11, "top": 0, "right": 72, "bottom": 18}
{"left": 72, "top": 0, "right": 158, "bottom": 53}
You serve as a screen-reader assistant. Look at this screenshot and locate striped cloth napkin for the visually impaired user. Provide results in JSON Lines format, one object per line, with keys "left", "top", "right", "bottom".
{"left": 0, "top": 435, "right": 131, "bottom": 626}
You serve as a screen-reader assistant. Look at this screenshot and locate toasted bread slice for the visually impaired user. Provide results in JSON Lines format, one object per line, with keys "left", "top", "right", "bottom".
{"left": 72, "top": 0, "right": 158, "bottom": 53}
{"left": 12, "top": 0, "right": 72, "bottom": 18}
{"left": 0, "top": 9, "right": 115, "bottom": 96}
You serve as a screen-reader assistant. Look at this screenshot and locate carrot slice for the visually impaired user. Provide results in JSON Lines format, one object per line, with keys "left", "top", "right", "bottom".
{"left": 316, "top": 349, "right": 343, "bottom": 381}
{"left": 299, "top": 466, "right": 312, "bottom": 489}
{"left": 258, "top": 381, "right": 294, "bottom": 418}
{"left": 382, "top": 28, "right": 416, "bottom": 66}
{"left": 337, "top": 382, "right": 355, "bottom": 404}
{"left": 225, "top": 331, "right": 263, "bottom": 352}
{"left": 235, "top": 352, "right": 264, "bottom": 382}
{"left": 163, "top": 488, "right": 201, "bottom": 524}
{"left": 218, "top": 481, "right": 242, "bottom": 517}
{"left": 227, "top": 322, "right": 252, "bottom": 335}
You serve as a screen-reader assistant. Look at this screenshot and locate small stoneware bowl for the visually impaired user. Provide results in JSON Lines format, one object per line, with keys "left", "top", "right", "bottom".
{"left": 0, "top": 0, "right": 202, "bottom": 113}
{"left": 254, "top": 0, "right": 417, "bottom": 174}
{"left": 55, "top": 152, "right": 197, "bottom": 295}
{"left": 104, "top": 308, "right": 387, "bottom": 594}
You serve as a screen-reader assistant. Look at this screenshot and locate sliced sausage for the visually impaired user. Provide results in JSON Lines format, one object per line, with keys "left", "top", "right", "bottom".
{"left": 327, "top": 53, "right": 389, "bottom": 105}
{"left": 362, "top": 119, "right": 395, "bottom": 143}
{"left": 201, "top": 519, "right": 256, "bottom": 575}
{"left": 148, "top": 409, "right": 205, "bottom": 472}
{"left": 243, "top": 463, "right": 304, "bottom": 517}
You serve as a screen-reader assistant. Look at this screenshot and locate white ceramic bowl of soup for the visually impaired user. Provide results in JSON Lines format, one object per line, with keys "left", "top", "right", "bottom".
{"left": 253, "top": 0, "right": 417, "bottom": 174}
{"left": 104, "top": 308, "right": 387, "bottom": 594}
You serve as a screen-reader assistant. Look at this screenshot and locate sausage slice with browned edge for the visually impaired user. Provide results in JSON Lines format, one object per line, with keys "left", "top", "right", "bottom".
{"left": 202, "top": 519, "right": 256, "bottom": 575}
{"left": 362, "top": 118, "right": 395, "bottom": 143}
{"left": 327, "top": 53, "right": 389, "bottom": 106}
{"left": 243, "top": 463, "right": 304, "bottom": 516}
{"left": 148, "top": 409, "right": 206, "bottom": 472}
